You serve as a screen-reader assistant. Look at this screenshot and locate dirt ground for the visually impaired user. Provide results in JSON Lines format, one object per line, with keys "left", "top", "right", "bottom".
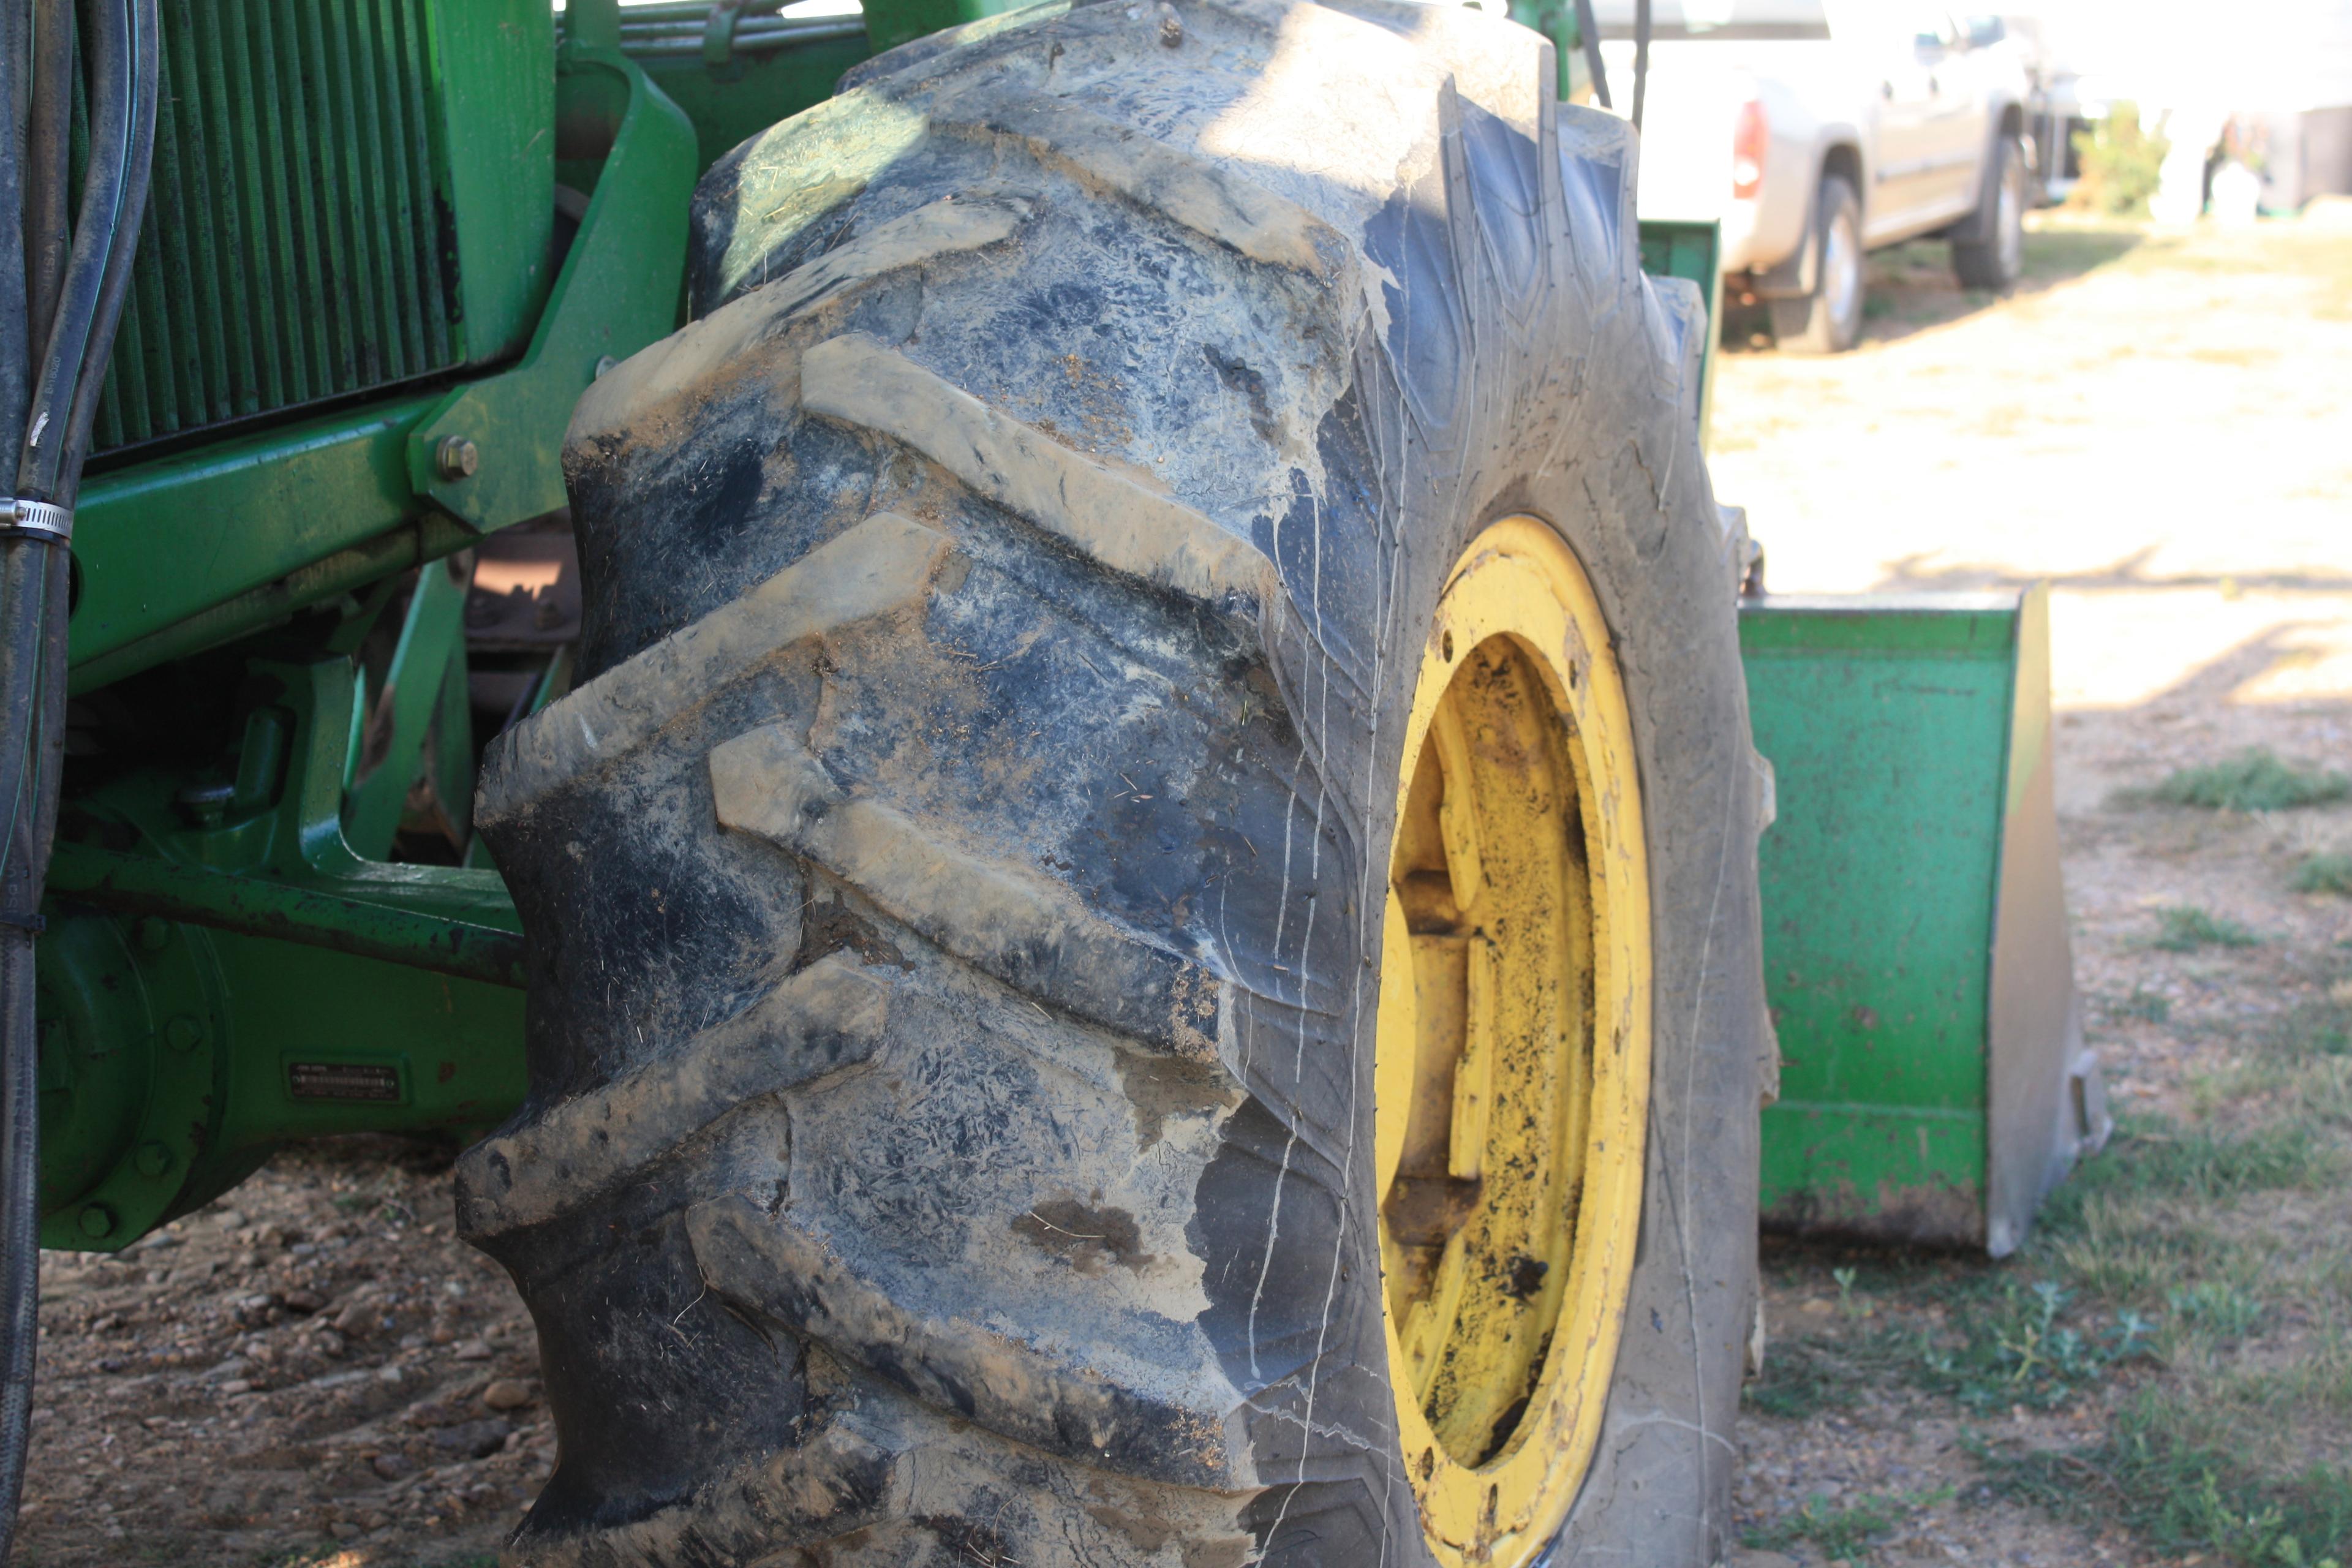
{"left": 15, "top": 213, "right": 2352, "bottom": 1567}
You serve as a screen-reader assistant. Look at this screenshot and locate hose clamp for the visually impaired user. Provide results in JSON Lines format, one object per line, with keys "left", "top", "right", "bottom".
{"left": 0, "top": 498, "right": 72, "bottom": 543}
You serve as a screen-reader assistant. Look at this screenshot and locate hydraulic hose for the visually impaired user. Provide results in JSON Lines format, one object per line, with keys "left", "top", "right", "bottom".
{"left": 20, "top": 2, "right": 64, "bottom": 358}
{"left": 0, "top": 2, "right": 158, "bottom": 1559}
{"left": 1630, "top": 0, "right": 1650, "bottom": 134}
{"left": 1570, "top": 0, "right": 1611, "bottom": 110}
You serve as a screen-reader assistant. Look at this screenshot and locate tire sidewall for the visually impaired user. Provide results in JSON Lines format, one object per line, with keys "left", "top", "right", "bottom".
{"left": 1820, "top": 176, "right": 1865, "bottom": 351}
{"left": 1996, "top": 139, "right": 2027, "bottom": 285}
{"left": 1344, "top": 262, "right": 1766, "bottom": 1566}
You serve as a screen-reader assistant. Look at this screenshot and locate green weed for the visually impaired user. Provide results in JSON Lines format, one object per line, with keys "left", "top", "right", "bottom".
{"left": 1742, "top": 1341, "right": 1853, "bottom": 1420}
{"left": 1917, "top": 1279, "right": 2153, "bottom": 1411}
{"left": 2154, "top": 906, "right": 2262, "bottom": 951}
{"left": 2135, "top": 748, "right": 2351, "bottom": 813}
{"left": 2261, "top": 1000, "right": 2352, "bottom": 1061}
{"left": 2168, "top": 1279, "right": 2266, "bottom": 1338}
{"left": 2110, "top": 986, "right": 2174, "bottom": 1023}
{"left": 2049, "top": 1117, "right": 2332, "bottom": 1214}
{"left": 1983, "top": 1388, "right": 2352, "bottom": 1565}
{"left": 1744, "top": 1484, "right": 1958, "bottom": 1562}
{"left": 2294, "top": 854, "right": 2352, "bottom": 896}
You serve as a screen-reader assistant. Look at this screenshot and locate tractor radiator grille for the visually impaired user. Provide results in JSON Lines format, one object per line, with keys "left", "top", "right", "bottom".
{"left": 91, "top": 0, "right": 464, "bottom": 455}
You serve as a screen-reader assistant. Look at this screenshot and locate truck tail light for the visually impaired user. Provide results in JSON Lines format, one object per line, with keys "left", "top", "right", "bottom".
{"left": 1732, "top": 99, "right": 1768, "bottom": 198}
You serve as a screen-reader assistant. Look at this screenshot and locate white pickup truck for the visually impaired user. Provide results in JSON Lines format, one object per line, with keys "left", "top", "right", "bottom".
{"left": 1594, "top": 1, "right": 2032, "bottom": 351}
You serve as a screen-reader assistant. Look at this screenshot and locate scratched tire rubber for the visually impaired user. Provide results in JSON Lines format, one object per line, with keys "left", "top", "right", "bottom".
{"left": 457, "top": 2, "right": 1771, "bottom": 1563}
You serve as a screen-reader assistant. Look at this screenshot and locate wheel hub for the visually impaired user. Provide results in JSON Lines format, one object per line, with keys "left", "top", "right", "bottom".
{"left": 1377, "top": 519, "right": 1653, "bottom": 1566}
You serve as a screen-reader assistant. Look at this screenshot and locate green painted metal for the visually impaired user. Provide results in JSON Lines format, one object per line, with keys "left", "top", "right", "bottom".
{"left": 46, "top": 843, "right": 523, "bottom": 989}
{"left": 34, "top": 902, "right": 526, "bottom": 1252}
{"left": 34, "top": 910, "right": 227, "bottom": 1248}
{"left": 39, "top": 652, "right": 528, "bottom": 1250}
{"left": 51, "top": 657, "right": 525, "bottom": 983}
{"left": 1743, "top": 592, "right": 2060, "bottom": 1246}
{"left": 69, "top": 40, "right": 695, "bottom": 687}
{"left": 1744, "top": 596, "right": 2018, "bottom": 1238}
{"left": 858, "top": 0, "right": 1012, "bottom": 58}
{"left": 89, "top": 0, "right": 553, "bottom": 456}
{"left": 1506, "top": 0, "right": 1595, "bottom": 127}
{"left": 69, "top": 505, "right": 478, "bottom": 696}
{"left": 435, "top": 0, "right": 560, "bottom": 367}
{"left": 630, "top": 29, "right": 876, "bottom": 174}
{"left": 341, "top": 553, "right": 470, "bottom": 858}
{"left": 407, "top": 43, "right": 696, "bottom": 531}
{"left": 1637, "top": 217, "right": 1724, "bottom": 447}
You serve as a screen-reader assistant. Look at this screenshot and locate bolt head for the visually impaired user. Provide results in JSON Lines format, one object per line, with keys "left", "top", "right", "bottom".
{"left": 435, "top": 435, "right": 480, "bottom": 480}
{"left": 135, "top": 1142, "right": 173, "bottom": 1178}
{"left": 165, "top": 1014, "right": 205, "bottom": 1052}
{"left": 78, "top": 1204, "right": 115, "bottom": 1239}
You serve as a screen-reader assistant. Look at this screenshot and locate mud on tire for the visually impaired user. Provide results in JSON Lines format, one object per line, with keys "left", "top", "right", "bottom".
{"left": 457, "top": 2, "right": 1772, "bottom": 1562}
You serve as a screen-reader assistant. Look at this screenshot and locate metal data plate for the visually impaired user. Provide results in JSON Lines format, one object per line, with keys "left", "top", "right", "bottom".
{"left": 1740, "top": 587, "right": 2110, "bottom": 1254}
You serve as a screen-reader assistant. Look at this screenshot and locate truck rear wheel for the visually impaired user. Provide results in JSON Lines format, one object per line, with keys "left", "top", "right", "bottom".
{"left": 1770, "top": 172, "right": 1864, "bottom": 353}
{"left": 458, "top": 3, "right": 1771, "bottom": 1563}
{"left": 1952, "top": 136, "right": 2027, "bottom": 291}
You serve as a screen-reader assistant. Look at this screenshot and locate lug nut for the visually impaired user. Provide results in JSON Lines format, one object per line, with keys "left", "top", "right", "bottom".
{"left": 435, "top": 435, "right": 480, "bottom": 480}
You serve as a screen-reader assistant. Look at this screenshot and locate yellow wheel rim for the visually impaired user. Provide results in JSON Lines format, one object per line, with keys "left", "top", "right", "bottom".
{"left": 1376, "top": 518, "right": 1651, "bottom": 1566}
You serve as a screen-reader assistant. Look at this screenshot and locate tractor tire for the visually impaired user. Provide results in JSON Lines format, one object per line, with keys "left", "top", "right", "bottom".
{"left": 458, "top": 3, "right": 1773, "bottom": 1564}
{"left": 1769, "top": 172, "right": 1864, "bottom": 353}
{"left": 1951, "top": 136, "right": 2026, "bottom": 292}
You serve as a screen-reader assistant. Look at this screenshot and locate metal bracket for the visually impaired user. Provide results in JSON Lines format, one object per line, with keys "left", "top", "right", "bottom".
{"left": 405, "top": 44, "right": 697, "bottom": 532}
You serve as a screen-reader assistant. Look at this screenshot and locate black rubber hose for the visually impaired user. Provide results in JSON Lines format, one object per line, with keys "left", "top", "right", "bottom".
{"left": 0, "top": 4, "right": 157, "bottom": 1558}
{"left": 0, "top": 550, "right": 64, "bottom": 1568}
{"left": 0, "top": 2, "right": 26, "bottom": 456}
{"left": 20, "top": 0, "right": 137, "bottom": 505}
{"left": 53, "top": 0, "right": 151, "bottom": 507}
{"left": 0, "top": 7, "right": 31, "bottom": 1558}
{"left": 1570, "top": 0, "right": 1610, "bottom": 110}
{"left": 1630, "top": 0, "right": 1650, "bottom": 134}
{"left": 20, "top": 1, "right": 66, "bottom": 361}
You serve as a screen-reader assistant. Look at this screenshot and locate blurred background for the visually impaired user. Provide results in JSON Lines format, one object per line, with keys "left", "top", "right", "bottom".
{"left": 1679, "top": 6, "right": 2352, "bottom": 1564}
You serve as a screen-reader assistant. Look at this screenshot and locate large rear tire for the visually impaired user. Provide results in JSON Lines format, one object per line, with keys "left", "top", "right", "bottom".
{"left": 458, "top": 3, "right": 1771, "bottom": 1562}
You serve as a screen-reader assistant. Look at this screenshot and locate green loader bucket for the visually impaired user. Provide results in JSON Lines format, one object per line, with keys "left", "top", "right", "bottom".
{"left": 1740, "top": 586, "right": 2111, "bottom": 1255}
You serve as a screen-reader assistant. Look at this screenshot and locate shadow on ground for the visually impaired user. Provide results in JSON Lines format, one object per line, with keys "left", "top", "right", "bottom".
{"left": 1722, "top": 224, "right": 2145, "bottom": 353}
{"left": 1871, "top": 545, "right": 2352, "bottom": 598}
